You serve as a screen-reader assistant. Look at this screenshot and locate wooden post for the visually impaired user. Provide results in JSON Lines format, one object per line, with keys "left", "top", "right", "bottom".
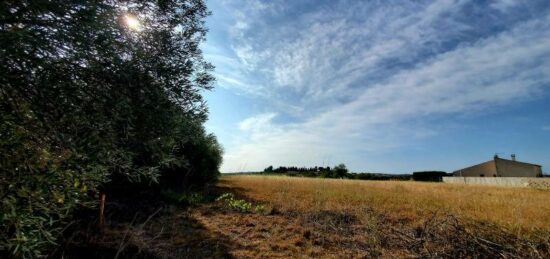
{"left": 99, "top": 192, "right": 106, "bottom": 232}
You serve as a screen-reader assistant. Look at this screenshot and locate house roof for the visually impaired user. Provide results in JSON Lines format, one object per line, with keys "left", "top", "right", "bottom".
{"left": 452, "top": 160, "right": 495, "bottom": 174}
{"left": 495, "top": 157, "right": 541, "bottom": 167}
{"left": 452, "top": 157, "right": 541, "bottom": 174}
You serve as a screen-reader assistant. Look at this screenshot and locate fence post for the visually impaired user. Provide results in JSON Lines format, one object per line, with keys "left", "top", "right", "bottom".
{"left": 99, "top": 192, "right": 106, "bottom": 232}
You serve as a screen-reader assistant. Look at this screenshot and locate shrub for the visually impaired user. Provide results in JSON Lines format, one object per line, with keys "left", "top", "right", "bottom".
{"left": 158, "top": 131, "right": 223, "bottom": 191}
{"left": 216, "top": 193, "right": 265, "bottom": 213}
{"left": 161, "top": 190, "right": 205, "bottom": 206}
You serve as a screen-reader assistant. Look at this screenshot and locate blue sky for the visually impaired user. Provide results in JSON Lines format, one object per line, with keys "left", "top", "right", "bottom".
{"left": 201, "top": 0, "right": 550, "bottom": 173}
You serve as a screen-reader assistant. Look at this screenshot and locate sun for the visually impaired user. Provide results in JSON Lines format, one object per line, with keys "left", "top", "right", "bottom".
{"left": 124, "top": 14, "right": 142, "bottom": 31}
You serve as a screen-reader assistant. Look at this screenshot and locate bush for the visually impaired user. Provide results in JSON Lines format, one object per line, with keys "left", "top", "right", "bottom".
{"left": 216, "top": 193, "right": 265, "bottom": 213}
{"left": 0, "top": 110, "right": 107, "bottom": 257}
{"left": 161, "top": 190, "right": 205, "bottom": 206}
{"left": 158, "top": 132, "right": 223, "bottom": 191}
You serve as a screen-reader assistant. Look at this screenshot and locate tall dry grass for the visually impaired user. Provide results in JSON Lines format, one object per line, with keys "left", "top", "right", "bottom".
{"left": 220, "top": 175, "right": 550, "bottom": 235}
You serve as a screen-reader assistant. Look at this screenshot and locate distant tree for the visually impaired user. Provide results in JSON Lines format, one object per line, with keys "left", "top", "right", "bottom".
{"left": 264, "top": 165, "right": 274, "bottom": 173}
{"left": 333, "top": 164, "right": 348, "bottom": 178}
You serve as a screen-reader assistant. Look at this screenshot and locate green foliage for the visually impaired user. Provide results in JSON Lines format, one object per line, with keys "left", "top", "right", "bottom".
{"left": 215, "top": 193, "right": 235, "bottom": 202}
{"left": 216, "top": 193, "right": 265, "bottom": 213}
{"left": 161, "top": 190, "right": 205, "bottom": 206}
{"left": 0, "top": 0, "right": 221, "bottom": 256}
{"left": 332, "top": 164, "right": 349, "bottom": 178}
{"left": 253, "top": 204, "right": 266, "bottom": 214}
{"left": 262, "top": 164, "right": 414, "bottom": 181}
{"left": 265, "top": 164, "right": 348, "bottom": 179}
{"left": 158, "top": 131, "right": 223, "bottom": 191}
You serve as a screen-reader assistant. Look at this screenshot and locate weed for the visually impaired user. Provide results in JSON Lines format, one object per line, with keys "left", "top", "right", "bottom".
{"left": 253, "top": 204, "right": 266, "bottom": 213}
{"left": 216, "top": 192, "right": 265, "bottom": 213}
{"left": 161, "top": 190, "right": 204, "bottom": 206}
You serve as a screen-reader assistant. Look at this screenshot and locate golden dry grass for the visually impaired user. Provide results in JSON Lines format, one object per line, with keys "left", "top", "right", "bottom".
{"left": 200, "top": 175, "right": 550, "bottom": 257}
{"left": 220, "top": 175, "right": 550, "bottom": 234}
{"left": 77, "top": 175, "right": 550, "bottom": 258}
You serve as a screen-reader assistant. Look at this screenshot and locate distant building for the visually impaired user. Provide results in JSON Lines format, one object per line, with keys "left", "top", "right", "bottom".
{"left": 453, "top": 155, "right": 542, "bottom": 177}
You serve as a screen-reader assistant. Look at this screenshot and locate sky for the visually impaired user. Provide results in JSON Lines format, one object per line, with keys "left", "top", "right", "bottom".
{"left": 201, "top": 0, "right": 550, "bottom": 174}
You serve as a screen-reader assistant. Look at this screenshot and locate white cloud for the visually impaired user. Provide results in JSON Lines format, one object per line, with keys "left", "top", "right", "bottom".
{"left": 220, "top": 13, "right": 550, "bottom": 172}
{"left": 232, "top": 44, "right": 265, "bottom": 70}
{"left": 543, "top": 125, "right": 550, "bottom": 131}
{"left": 240, "top": 1, "right": 471, "bottom": 101}
{"left": 238, "top": 112, "right": 277, "bottom": 132}
{"left": 322, "top": 15, "right": 550, "bottom": 123}
{"left": 207, "top": 1, "right": 550, "bottom": 172}
{"left": 214, "top": 73, "right": 251, "bottom": 90}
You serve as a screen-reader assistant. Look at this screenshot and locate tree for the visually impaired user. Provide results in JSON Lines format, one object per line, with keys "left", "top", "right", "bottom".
{"left": 333, "top": 164, "right": 348, "bottom": 178}
{"left": 0, "top": 0, "right": 218, "bottom": 256}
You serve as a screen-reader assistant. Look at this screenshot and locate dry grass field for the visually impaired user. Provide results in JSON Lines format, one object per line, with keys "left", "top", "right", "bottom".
{"left": 69, "top": 175, "right": 550, "bottom": 258}
{"left": 191, "top": 175, "right": 550, "bottom": 258}
{"left": 221, "top": 175, "right": 550, "bottom": 232}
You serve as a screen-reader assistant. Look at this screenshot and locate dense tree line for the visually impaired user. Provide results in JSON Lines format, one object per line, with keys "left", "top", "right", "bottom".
{"left": 264, "top": 164, "right": 348, "bottom": 178}
{"left": 0, "top": 0, "right": 221, "bottom": 257}
{"left": 264, "top": 165, "right": 332, "bottom": 173}
{"left": 264, "top": 165, "right": 415, "bottom": 181}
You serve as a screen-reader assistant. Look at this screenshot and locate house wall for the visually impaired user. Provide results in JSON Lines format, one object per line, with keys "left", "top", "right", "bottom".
{"left": 453, "top": 161, "right": 497, "bottom": 177}
{"left": 496, "top": 159, "right": 542, "bottom": 177}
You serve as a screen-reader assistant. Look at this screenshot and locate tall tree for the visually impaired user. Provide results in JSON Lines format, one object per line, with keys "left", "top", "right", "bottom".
{"left": 0, "top": 1, "right": 219, "bottom": 257}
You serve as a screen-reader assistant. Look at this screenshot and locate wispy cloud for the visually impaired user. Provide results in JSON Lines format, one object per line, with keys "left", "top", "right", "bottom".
{"left": 238, "top": 112, "right": 278, "bottom": 132}
{"left": 205, "top": 1, "right": 550, "bottom": 172}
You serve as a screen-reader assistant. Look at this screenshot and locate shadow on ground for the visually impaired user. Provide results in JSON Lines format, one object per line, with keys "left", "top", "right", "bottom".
{"left": 53, "top": 187, "right": 236, "bottom": 259}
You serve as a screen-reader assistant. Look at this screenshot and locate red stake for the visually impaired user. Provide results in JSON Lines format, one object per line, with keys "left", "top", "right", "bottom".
{"left": 99, "top": 192, "right": 106, "bottom": 232}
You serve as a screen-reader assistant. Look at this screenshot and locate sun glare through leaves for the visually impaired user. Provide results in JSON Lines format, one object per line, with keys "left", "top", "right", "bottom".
{"left": 124, "top": 14, "right": 142, "bottom": 31}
